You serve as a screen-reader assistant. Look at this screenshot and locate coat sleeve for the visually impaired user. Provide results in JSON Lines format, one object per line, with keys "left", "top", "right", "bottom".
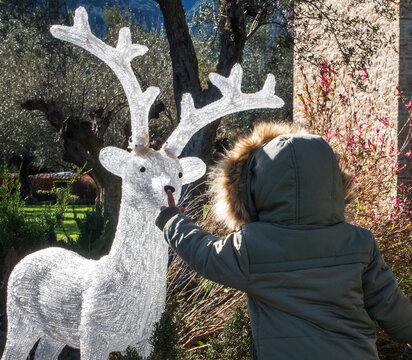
{"left": 362, "top": 240, "right": 412, "bottom": 343}
{"left": 156, "top": 208, "right": 250, "bottom": 292}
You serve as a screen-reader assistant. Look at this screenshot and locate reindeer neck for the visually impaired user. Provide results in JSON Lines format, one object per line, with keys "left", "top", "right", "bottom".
{"left": 106, "top": 191, "right": 164, "bottom": 266}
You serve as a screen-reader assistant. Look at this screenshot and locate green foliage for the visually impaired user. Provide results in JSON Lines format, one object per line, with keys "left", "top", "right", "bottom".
{"left": 0, "top": 2, "right": 174, "bottom": 171}
{"left": 0, "top": 165, "right": 48, "bottom": 256}
{"left": 0, "top": 164, "right": 78, "bottom": 313}
{"left": 205, "top": 306, "right": 252, "bottom": 360}
{"left": 37, "top": 181, "right": 80, "bottom": 205}
{"left": 150, "top": 300, "right": 182, "bottom": 360}
{"left": 110, "top": 347, "right": 142, "bottom": 360}
{"left": 71, "top": 205, "right": 114, "bottom": 259}
{"left": 0, "top": 164, "right": 83, "bottom": 256}
{"left": 268, "top": 33, "right": 294, "bottom": 120}
{"left": 0, "top": 165, "right": 61, "bottom": 258}
{"left": 298, "top": 62, "right": 412, "bottom": 359}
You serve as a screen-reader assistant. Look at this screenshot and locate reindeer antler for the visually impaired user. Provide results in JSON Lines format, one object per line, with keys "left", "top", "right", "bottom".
{"left": 161, "top": 64, "right": 284, "bottom": 156}
{"left": 50, "top": 7, "right": 159, "bottom": 148}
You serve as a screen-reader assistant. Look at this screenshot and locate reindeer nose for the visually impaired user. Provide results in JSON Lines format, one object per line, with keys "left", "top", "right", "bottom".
{"left": 164, "top": 185, "right": 175, "bottom": 193}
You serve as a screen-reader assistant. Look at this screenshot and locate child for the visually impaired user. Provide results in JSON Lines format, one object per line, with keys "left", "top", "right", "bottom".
{"left": 156, "top": 122, "right": 412, "bottom": 360}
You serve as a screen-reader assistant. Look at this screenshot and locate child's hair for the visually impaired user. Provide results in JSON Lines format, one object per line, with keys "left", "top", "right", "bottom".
{"left": 208, "top": 121, "right": 354, "bottom": 231}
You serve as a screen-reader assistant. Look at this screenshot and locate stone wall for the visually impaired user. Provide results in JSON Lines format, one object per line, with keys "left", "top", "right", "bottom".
{"left": 399, "top": 2, "right": 412, "bottom": 182}
{"left": 293, "top": 0, "right": 411, "bottom": 183}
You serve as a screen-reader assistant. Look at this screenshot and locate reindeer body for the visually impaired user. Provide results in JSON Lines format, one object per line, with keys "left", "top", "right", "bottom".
{"left": 2, "top": 7, "right": 283, "bottom": 359}
{"left": 4, "top": 171, "right": 172, "bottom": 358}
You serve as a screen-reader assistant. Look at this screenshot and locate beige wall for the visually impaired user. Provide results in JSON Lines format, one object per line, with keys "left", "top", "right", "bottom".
{"left": 293, "top": 1, "right": 411, "bottom": 182}
{"left": 399, "top": 2, "right": 412, "bottom": 181}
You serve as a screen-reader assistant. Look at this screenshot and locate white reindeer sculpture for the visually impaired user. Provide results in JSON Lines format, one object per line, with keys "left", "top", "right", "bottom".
{"left": 2, "top": 7, "right": 284, "bottom": 360}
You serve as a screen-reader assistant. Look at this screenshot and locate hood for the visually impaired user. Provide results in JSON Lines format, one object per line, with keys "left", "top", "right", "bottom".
{"left": 209, "top": 122, "right": 352, "bottom": 230}
{"left": 246, "top": 134, "right": 345, "bottom": 225}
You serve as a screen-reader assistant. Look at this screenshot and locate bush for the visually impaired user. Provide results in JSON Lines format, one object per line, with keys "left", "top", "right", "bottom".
{"left": 206, "top": 305, "right": 253, "bottom": 360}
{"left": 150, "top": 300, "right": 182, "bottom": 360}
{"left": 298, "top": 61, "right": 412, "bottom": 358}
{"left": 0, "top": 164, "right": 78, "bottom": 313}
{"left": 0, "top": 166, "right": 56, "bottom": 258}
{"left": 160, "top": 62, "right": 411, "bottom": 359}
{"left": 36, "top": 180, "right": 80, "bottom": 205}
{"left": 71, "top": 205, "right": 114, "bottom": 260}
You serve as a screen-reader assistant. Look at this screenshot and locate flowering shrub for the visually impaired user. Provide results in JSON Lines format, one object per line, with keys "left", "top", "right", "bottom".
{"left": 298, "top": 62, "right": 411, "bottom": 359}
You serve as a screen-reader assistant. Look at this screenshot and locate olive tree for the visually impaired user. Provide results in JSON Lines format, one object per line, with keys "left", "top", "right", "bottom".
{"left": 0, "top": 3, "right": 174, "bottom": 225}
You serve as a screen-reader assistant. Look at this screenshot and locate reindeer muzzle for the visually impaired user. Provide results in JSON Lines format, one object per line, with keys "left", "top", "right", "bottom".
{"left": 164, "top": 185, "right": 175, "bottom": 193}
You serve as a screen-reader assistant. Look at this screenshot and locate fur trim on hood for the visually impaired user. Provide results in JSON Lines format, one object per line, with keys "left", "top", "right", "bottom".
{"left": 208, "top": 121, "right": 354, "bottom": 231}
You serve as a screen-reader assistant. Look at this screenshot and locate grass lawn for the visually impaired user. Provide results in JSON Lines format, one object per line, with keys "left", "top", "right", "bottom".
{"left": 24, "top": 204, "right": 93, "bottom": 241}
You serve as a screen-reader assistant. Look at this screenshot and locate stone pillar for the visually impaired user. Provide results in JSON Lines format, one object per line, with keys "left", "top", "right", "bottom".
{"left": 293, "top": 0, "right": 411, "bottom": 185}
{"left": 399, "top": 1, "right": 412, "bottom": 183}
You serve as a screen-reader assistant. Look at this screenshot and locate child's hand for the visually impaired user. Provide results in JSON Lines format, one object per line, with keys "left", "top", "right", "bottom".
{"left": 161, "top": 189, "right": 185, "bottom": 213}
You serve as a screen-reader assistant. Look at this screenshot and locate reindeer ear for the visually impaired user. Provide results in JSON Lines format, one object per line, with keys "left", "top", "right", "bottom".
{"left": 99, "top": 146, "right": 130, "bottom": 176}
{"left": 180, "top": 157, "right": 206, "bottom": 184}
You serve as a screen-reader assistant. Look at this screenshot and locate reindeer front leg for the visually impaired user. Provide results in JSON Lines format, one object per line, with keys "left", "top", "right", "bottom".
{"left": 80, "top": 331, "right": 111, "bottom": 360}
{"left": 34, "top": 335, "right": 66, "bottom": 360}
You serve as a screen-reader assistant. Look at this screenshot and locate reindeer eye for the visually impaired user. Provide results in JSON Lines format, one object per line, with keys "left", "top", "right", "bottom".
{"left": 140, "top": 167, "right": 146, "bottom": 173}
{"left": 178, "top": 172, "right": 183, "bottom": 178}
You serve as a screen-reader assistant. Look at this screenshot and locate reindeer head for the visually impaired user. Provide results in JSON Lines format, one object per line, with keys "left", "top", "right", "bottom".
{"left": 50, "top": 7, "right": 284, "bottom": 208}
{"left": 98, "top": 146, "right": 204, "bottom": 207}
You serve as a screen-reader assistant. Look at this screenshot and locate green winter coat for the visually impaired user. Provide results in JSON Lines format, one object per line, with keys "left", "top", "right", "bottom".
{"left": 156, "top": 134, "right": 412, "bottom": 360}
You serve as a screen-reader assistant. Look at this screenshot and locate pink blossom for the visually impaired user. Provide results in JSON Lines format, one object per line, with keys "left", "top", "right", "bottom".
{"left": 380, "top": 116, "right": 389, "bottom": 126}
{"left": 406, "top": 100, "right": 412, "bottom": 111}
{"left": 378, "top": 136, "right": 383, "bottom": 143}
{"left": 405, "top": 149, "right": 412, "bottom": 160}
{"left": 320, "top": 61, "right": 334, "bottom": 75}
{"left": 353, "top": 176, "right": 358, "bottom": 183}
{"left": 320, "top": 61, "right": 329, "bottom": 71}
{"left": 360, "top": 68, "right": 368, "bottom": 80}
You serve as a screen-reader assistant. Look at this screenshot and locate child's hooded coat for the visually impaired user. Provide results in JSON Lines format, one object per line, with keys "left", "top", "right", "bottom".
{"left": 156, "top": 123, "right": 412, "bottom": 360}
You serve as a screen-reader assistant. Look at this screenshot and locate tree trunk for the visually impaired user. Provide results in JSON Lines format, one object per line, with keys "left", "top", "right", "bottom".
{"left": 21, "top": 99, "right": 123, "bottom": 228}
{"left": 155, "top": 0, "right": 204, "bottom": 110}
{"left": 216, "top": 0, "right": 247, "bottom": 76}
{"left": 90, "top": 167, "right": 122, "bottom": 227}
{"left": 10, "top": 153, "right": 38, "bottom": 204}
{"left": 155, "top": 0, "right": 248, "bottom": 166}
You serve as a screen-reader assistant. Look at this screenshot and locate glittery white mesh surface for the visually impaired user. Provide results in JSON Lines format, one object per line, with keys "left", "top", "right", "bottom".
{"left": 2, "top": 6, "right": 284, "bottom": 360}
{"left": 161, "top": 63, "right": 284, "bottom": 155}
{"left": 2, "top": 147, "right": 201, "bottom": 359}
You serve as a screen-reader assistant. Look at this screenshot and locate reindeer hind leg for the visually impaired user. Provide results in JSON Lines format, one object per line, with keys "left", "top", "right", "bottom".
{"left": 1, "top": 307, "right": 41, "bottom": 360}
{"left": 34, "top": 335, "right": 66, "bottom": 360}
